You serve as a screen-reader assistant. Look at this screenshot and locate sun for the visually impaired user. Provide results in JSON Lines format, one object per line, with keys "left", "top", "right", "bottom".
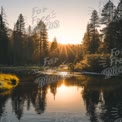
{"left": 57, "top": 36, "right": 71, "bottom": 44}
{"left": 48, "top": 29, "right": 81, "bottom": 44}
{"left": 57, "top": 44, "right": 75, "bottom": 59}
{"left": 57, "top": 36, "right": 81, "bottom": 44}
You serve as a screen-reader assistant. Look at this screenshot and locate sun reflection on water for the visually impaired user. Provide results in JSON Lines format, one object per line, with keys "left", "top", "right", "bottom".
{"left": 58, "top": 71, "right": 69, "bottom": 77}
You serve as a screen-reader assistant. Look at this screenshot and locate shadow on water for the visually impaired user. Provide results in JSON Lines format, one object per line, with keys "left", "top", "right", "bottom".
{"left": 0, "top": 73, "right": 122, "bottom": 122}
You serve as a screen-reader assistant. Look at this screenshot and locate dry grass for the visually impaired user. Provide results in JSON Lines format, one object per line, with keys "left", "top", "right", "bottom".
{"left": 0, "top": 74, "right": 19, "bottom": 90}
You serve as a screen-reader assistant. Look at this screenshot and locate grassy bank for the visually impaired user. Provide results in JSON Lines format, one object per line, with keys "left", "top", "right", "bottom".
{"left": 0, "top": 74, "right": 19, "bottom": 91}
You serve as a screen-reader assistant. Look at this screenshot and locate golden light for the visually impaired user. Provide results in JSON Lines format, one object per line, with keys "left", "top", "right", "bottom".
{"left": 57, "top": 44, "right": 75, "bottom": 59}
{"left": 52, "top": 81, "right": 80, "bottom": 102}
{"left": 46, "top": 82, "right": 85, "bottom": 112}
{"left": 58, "top": 72, "right": 68, "bottom": 76}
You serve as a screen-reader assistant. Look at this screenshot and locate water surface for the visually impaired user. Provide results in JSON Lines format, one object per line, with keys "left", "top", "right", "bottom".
{"left": 0, "top": 73, "right": 122, "bottom": 122}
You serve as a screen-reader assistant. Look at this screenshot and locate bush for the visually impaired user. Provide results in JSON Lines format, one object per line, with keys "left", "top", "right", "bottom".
{"left": 0, "top": 74, "right": 19, "bottom": 91}
{"left": 75, "top": 54, "right": 110, "bottom": 72}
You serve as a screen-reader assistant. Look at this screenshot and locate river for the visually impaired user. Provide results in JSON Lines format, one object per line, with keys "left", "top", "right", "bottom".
{"left": 0, "top": 72, "right": 122, "bottom": 122}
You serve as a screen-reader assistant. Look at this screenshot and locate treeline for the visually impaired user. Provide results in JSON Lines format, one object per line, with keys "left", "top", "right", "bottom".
{"left": 1, "top": 0, "right": 122, "bottom": 69}
{"left": 75, "top": 0, "right": 122, "bottom": 72}
{"left": 0, "top": 7, "right": 81, "bottom": 66}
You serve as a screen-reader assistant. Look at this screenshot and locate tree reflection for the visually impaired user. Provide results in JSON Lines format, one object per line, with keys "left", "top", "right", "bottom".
{"left": 0, "top": 75, "right": 122, "bottom": 122}
{"left": 50, "top": 82, "right": 59, "bottom": 100}
{"left": 0, "top": 94, "right": 10, "bottom": 118}
{"left": 34, "top": 86, "right": 48, "bottom": 114}
{"left": 11, "top": 86, "right": 25, "bottom": 120}
{"left": 10, "top": 82, "right": 48, "bottom": 119}
{"left": 82, "top": 85, "right": 100, "bottom": 122}
{"left": 82, "top": 76, "right": 122, "bottom": 122}
{"left": 100, "top": 85, "right": 122, "bottom": 122}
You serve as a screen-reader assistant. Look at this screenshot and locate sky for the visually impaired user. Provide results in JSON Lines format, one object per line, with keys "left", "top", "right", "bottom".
{"left": 0, "top": 0, "right": 120, "bottom": 44}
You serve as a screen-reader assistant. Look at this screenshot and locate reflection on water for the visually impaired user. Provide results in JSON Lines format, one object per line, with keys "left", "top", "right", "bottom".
{"left": 0, "top": 74, "right": 122, "bottom": 122}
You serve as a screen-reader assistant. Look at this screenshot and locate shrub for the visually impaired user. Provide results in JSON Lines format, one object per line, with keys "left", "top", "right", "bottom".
{"left": 75, "top": 54, "right": 110, "bottom": 72}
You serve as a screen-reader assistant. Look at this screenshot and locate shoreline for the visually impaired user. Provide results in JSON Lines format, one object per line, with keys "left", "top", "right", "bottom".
{"left": 0, "top": 66, "right": 122, "bottom": 78}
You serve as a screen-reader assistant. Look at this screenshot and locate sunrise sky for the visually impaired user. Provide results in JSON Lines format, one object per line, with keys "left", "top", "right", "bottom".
{"left": 0, "top": 0, "right": 119, "bottom": 44}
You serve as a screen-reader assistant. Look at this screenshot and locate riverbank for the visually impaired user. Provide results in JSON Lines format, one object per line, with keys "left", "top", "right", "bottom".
{"left": 1, "top": 66, "right": 122, "bottom": 79}
{"left": 0, "top": 74, "right": 19, "bottom": 91}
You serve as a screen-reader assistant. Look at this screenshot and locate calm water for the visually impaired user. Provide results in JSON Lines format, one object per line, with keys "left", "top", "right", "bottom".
{"left": 0, "top": 73, "right": 122, "bottom": 122}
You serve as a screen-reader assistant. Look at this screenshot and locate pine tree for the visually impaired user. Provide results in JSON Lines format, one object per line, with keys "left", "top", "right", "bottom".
{"left": 82, "top": 10, "right": 100, "bottom": 54}
{"left": 37, "top": 21, "right": 49, "bottom": 65}
{"left": 100, "top": 0, "right": 115, "bottom": 24}
{"left": 100, "top": 0, "right": 115, "bottom": 47}
{"left": 16, "top": 14, "right": 25, "bottom": 33}
{"left": 90, "top": 10, "right": 99, "bottom": 30}
{"left": 82, "top": 23, "right": 91, "bottom": 54}
{"left": 90, "top": 10, "right": 100, "bottom": 44}
{"left": 114, "top": 0, "right": 122, "bottom": 22}
{"left": 13, "top": 14, "right": 26, "bottom": 65}
{"left": 82, "top": 22, "right": 100, "bottom": 54}
{"left": 0, "top": 6, "right": 9, "bottom": 65}
{"left": 103, "top": 0, "right": 122, "bottom": 53}
{"left": 50, "top": 37, "right": 58, "bottom": 52}
{"left": 50, "top": 37, "right": 58, "bottom": 57}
